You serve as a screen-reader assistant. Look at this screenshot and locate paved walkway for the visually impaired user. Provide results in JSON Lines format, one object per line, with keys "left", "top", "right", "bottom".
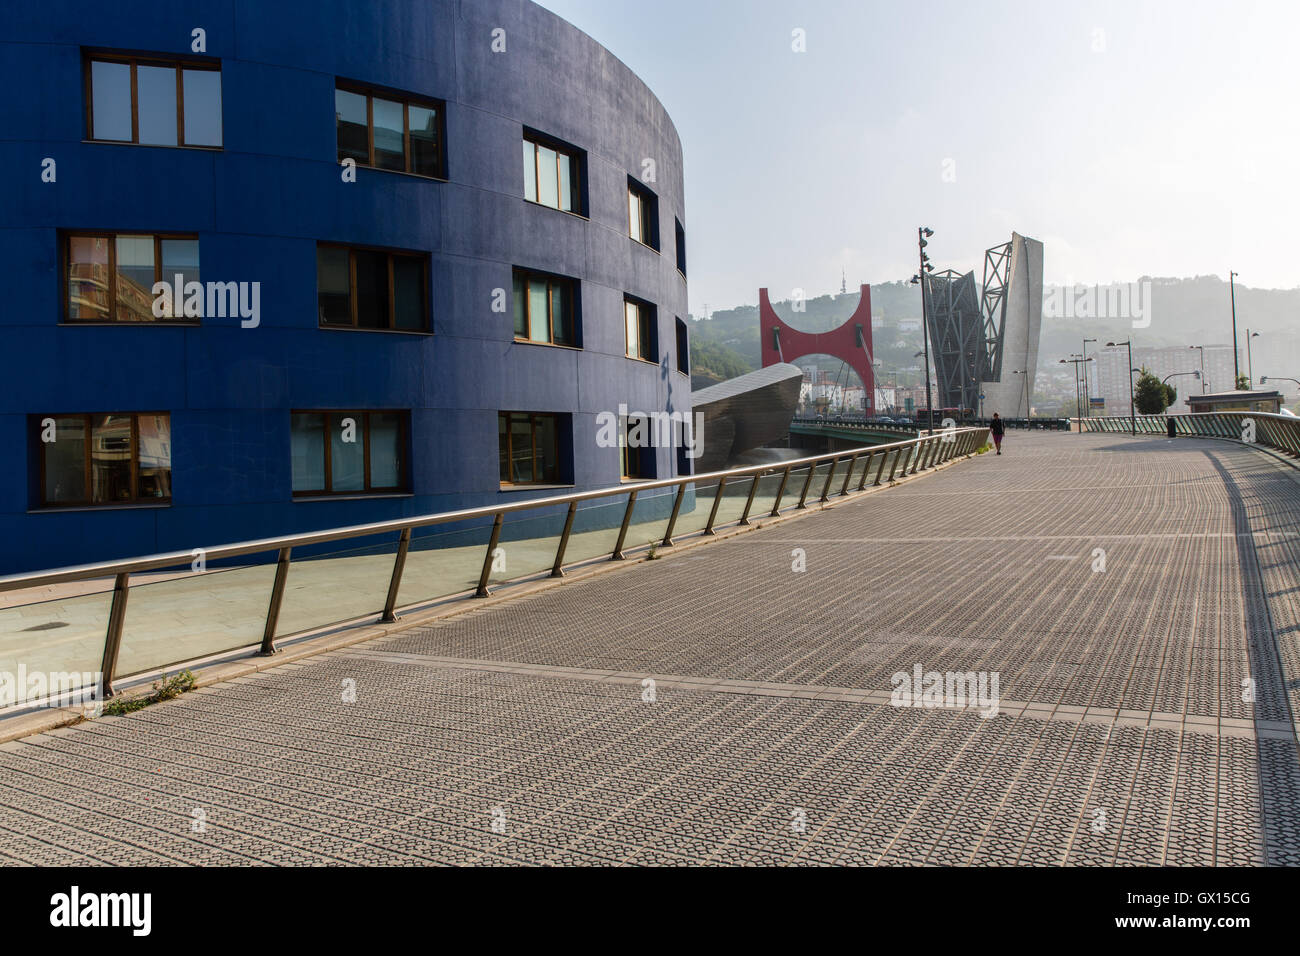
{"left": 2, "top": 433, "right": 1299, "bottom": 865}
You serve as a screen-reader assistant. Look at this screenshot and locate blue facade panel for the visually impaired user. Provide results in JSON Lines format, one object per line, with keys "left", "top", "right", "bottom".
{"left": 0, "top": 0, "right": 690, "bottom": 573}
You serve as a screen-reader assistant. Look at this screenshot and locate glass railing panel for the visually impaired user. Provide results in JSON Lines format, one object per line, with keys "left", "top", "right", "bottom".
{"left": 115, "top": 553, "right": 280, "bottom": 678}
{"left": 558, "top": 493, "right": 635, "bottom": 565}
{"left": 0, "top": 585, "right": 112, "bottom": 707}
{"left": 398, "top": 518, "right": 497, "bottom": 608}
{"left": 276, "top": 532, "right": 403, "bottom": 638}
{"left": 669, "top": 480, "right": 718, "bottom": 539}
{"left": 487, "top": 507, "right": 570, "bottom": 587}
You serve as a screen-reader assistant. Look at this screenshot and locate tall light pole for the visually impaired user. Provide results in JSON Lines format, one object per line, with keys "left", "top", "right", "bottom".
{"left": 1010, "top": 369, "right": 1030, "bottom": 418}
{"left": 1190, "top": 345, "right": 1207, "bottom": 393}
{"left": 1247, "top": 330, "right": 1260, "bottom": 390}
{"left": 910, "top": 226, "right": 936, "bottom": 434}
{"left": 1229, "top": 271, "right": 1240, "bottom": 385}
{"left": 1082, "top": 337, "right": 1097, "bottom": 416}
{"left": 1107, "top": 340, "right": 1135, "bottom": 436}
{"left": 1060, "top": 355, "right": 1092, "bottom": 437}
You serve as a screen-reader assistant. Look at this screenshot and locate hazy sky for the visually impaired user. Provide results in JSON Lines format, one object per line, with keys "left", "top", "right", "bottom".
{"left": 535, "top": 0, "right": 1299, "bottom": 315}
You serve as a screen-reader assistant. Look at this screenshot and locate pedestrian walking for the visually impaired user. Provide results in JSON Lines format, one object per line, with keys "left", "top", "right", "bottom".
{"left": 990, "top": 413, "right": 1005, "bottom": 455}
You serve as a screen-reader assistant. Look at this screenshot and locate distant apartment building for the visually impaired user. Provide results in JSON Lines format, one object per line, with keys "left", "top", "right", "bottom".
{"left": 1092, "top": 344, "right": 1236, "bottom": 416}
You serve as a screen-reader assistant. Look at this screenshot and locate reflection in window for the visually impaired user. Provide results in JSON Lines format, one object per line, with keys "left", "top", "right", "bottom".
{"left": 37, "top": 413, "right": 171, "bottom": 507}
{"left": 291, "top": 411, "right": 408, "bottom": 496}
{"left": 65, "top": 232, "right": 200, "bottom": 323}
{"left": 335, "top": 84, "right": 443, "bottom": 177}
{"left": 498, "top": 412, "right": 566, "bottom": 485}
{"left": 628, "top": 180, "right": 659, "bottom": 249}
{"left": 522, "top": 133, "right": 581, "bottom": 213}
{"left": 512, "top": 269, "right": 576, "bottom": 347}
{"left": 86, "top": 55, "right": 221, "bottom": 147}
{"left": 316, "top": 244, "right": 428, "bottom": 331}
{"left": 620, "top": 416, "right": 654, "bottom": 480}
{"left": 624, "top": 297, "right": 655, "bottom": 361}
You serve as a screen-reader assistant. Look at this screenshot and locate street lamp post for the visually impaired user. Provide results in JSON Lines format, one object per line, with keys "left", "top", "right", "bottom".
{"left": 1190, "top": 345, "right": 1207, "bottom": 393}
{"left": 910, "top": 227, "right": 936, "bottom": 434}
{"left": 1082, "top": 338, "right": 1097, "bottom": 416}
{"left": 1060, "top": 356, "right": 1093, "bottom": 436}
{"left": 1107, "top": 341, "right": 1135, "bottom": 436}
{"left": 1229, "top": 271, "right": 1240, "bottom": 385}
{"left": 1247, "top": 330, "right": 1260, "bottom": 389}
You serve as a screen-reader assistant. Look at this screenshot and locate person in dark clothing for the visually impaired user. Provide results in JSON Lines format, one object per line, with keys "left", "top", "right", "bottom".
{"left": 990, "top": 413, "right": 1005, "bottom": 454}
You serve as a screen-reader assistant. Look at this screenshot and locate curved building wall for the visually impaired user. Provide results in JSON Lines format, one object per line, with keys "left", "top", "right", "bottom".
{"left": 0, "top": 0, "right": 690, "bottom": 573}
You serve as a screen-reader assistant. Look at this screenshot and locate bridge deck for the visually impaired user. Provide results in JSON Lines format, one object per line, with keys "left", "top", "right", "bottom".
{"left": 2, "top": 432, "right": 1299, "bottom": 865}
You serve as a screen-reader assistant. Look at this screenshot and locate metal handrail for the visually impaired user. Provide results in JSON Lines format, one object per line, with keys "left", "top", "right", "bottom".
{"left": 2, "top": 426, "right": 989, "bottom": 696}
{"left": 1074, "top": 411, "right": 1300, "bottom": 458}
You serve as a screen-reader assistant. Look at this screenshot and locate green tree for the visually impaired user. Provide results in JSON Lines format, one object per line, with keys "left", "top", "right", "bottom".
{"left": 1236, "top": 374, "right": 1251, "bottom": 390}
{"left": 1134, "top": 368, "right": 1172, "bottom": 415}
{"left": 1164, "top": 383, "right": 1177, "bottom": 408}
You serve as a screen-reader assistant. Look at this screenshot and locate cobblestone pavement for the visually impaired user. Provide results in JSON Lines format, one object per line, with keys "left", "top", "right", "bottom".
{"left": 2, "top": 433, "right": 1299, "bottom": 866}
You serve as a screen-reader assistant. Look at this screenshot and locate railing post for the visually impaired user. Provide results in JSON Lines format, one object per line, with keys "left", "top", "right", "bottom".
{"left": 857, "top": 451, "right": 875, "bottom": 490}
{"left": 476, "top": 513, "right": 504, "bottom": 598}
{"left": 260, "top": 547, "right": 291, "bottom": 656}
{"left": 705, "top": 477, "right": 728, "bottom": 534}
{"left": 887, "top": 446, "right": 906, "bottom": 482}
{"left": 770, "top": 465, "right": 793, "bottom": 516}
{"left": 875, "top": 448, "right": 891, "bottom": 485}
{"left": 797, "top": 465, "right": 817, "bottom": 509}
{"left": 819, "top": 457, "right": 839, "bottom": 502}
{"left": 839, "top": 454, "right": 860, "bottom": 495}
{"left": 99, "top": 572, "right": 131, "bottom": 698}
{"left": 661, "top": 484, "right": 686, "bottom": 547}
{"left": 612, "top": 491, "right": 638, "bottom": 559}
{"left": 739, "top": 474, "right": 763, "bottom": 526}
{"left": 381, "top": 528, "right": 411, "bottom": 624}
{"left": 551, "top": 501, "right": 578, "bottom": 575}
{"left": 909, "top": 441, "right": 923, "bottom": 474}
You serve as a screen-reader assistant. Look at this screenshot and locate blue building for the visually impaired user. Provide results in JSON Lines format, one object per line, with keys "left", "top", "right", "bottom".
{"left": 0, "top": 0, "right": 691, "bottom": 574}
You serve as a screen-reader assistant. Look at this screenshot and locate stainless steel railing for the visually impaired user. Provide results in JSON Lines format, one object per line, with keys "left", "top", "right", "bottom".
{"left": 1076, "top": 411, "right": 1300, "bottom": 459}
{"left": 0, "top": 427, "right": 989, "bottom": 698}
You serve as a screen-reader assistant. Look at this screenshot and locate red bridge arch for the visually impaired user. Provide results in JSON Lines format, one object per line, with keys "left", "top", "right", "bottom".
{"left": 759, "top": 286, "right": 876, "bottom": 413}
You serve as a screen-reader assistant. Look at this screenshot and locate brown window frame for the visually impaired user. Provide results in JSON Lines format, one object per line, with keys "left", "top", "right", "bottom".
{"left": 63, "top": 231, "right": 201, "bottom": 324}
{"left": 620, "top": 415, "right": 654, "bottom": 481}
{"left": 316, "top": 243, "right": 431, "bottom": 332}
{"left": 624, "top": 296, "right": 656, "bottom": 362}
{"left": 522, "top": 131, "right": 583, "bottom": 214}
{"left": 335, "top": 82, "right": 446, "bottom": 179}
{"left": 84, "top": 52, "right": 222, "bottom": 148}
{"left": 512, "top": 269, "right": 578, "bottom": 347}
{"left": 290, "top": 410, "right": 410, "bottom": 498}
{"left": 36, "top": 412, "right": 172, "bottom": 508}
{"left": 498, "top": 411, "right": 566, "bottom": 487}
{"left": 627, "top": 179, "right": 659, "bottom": 251}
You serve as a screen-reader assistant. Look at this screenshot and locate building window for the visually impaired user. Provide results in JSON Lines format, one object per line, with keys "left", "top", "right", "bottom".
{"left": 675, "top": 317, "right": 689, "bottom": 374}
{"left": 513, "top": 269, "right": 578, "bottom": 347}
{"left": 64, "top": 232, "right": 200, "bottom": 323}
{"left": 317, "top": 244, "right": 429, "bottom": 331}
{"left": 291, "top": 411, "right": 408, "bottom": 496}
{"left": 675, "top": 218, "right": 687, "bottom": 277}
{"left": 628, "top": 180, "right": 659, "bottom": 249}
{"left": 498, "top": 412, "right": 570, "bottom": 486}
{"left": 335, "top": 84, "right": 444, "bottom": 178}
{"left": 624, "top": 297, "right": 656, "bottom": 362}
{"left": 86, "top": 54, "right": 222, "bottom": 147}
{"left": 620, "top": 416, "right": 655, "bottom": 480}
{"left": 37, "top": 413, "right": 172, "bottom": 507}
{"left": 522, "top": 132, "right": 583, "bottom": 213}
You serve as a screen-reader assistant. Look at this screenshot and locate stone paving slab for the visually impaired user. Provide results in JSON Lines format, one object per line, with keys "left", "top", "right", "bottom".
{"left": 0, "top": 433, "right": 1297, "bottom": 865}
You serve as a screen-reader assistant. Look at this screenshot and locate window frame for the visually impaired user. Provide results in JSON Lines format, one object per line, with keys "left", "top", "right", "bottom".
{"left": 36, "top": 412, "right": 172, "bottom": 509}
{"left": 675, "top": 317, "right": 690, "bottom": 375}
{"left": 624, "top": 295, "right": 657, "bottom": 363}
{"left": 620, "top": 415, "right": 655, "bottom": 481}
{"left": 62, "top": 231, "right": 201, "bottom": 325}
{"left": 627, "top": 179, "right": 660, "bottom": 251}
{"left": 316, "top": 243, "right": 431, "bottom": 332}
{"left": 512, "top": 268, "right": 580, "bottom": 348}
{"left": 675, "top": 218, "right": 687, "bottom": 278}
{"left": 498, "top": 411, "right": 568, "bottom": 487}
{"left": 521, "top": 129, "right": 585, "bottom": 216}
{"left": 290, "top": 410, "right": 410, "bottom": 498}
{"left": 84, "top": 51, "right": 222, "bottom": 149}
{"left": 334, "top": 81, "right": 447, "bottom": 179}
